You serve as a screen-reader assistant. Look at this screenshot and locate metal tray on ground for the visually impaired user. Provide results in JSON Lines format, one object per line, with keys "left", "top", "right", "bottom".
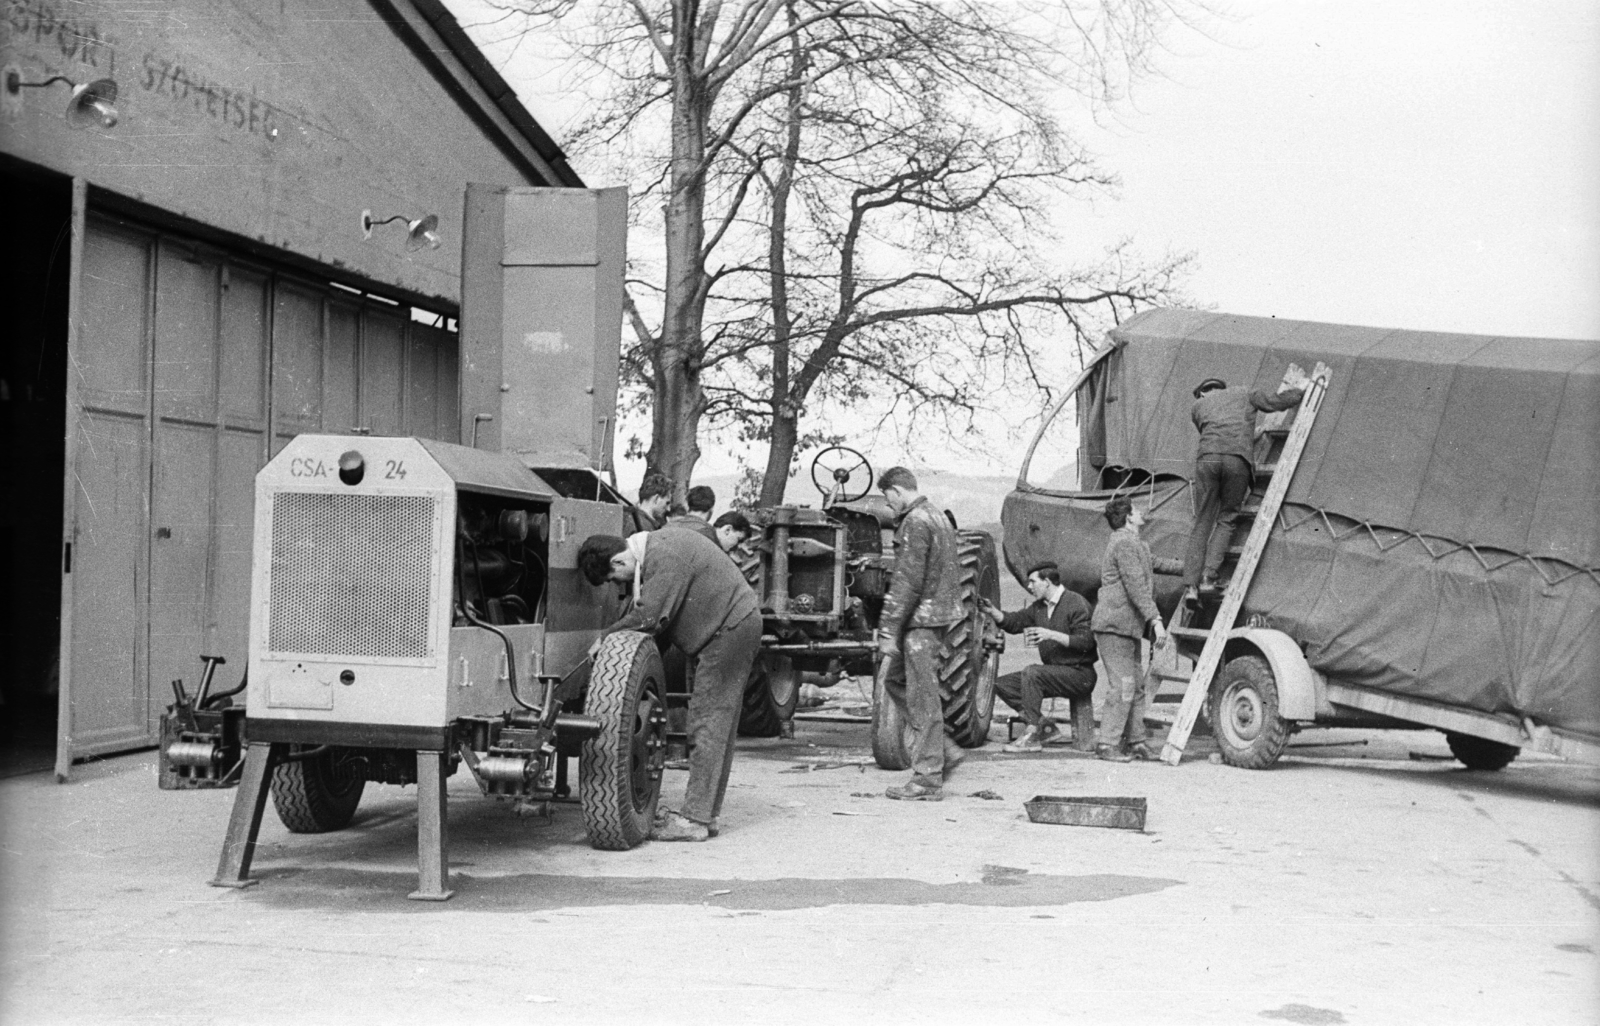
{"left": 1024, "top": 795, "right": 1147, "bottom": 831}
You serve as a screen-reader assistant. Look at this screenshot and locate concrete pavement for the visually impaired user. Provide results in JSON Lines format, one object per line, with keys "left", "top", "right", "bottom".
{"left": 2, "top": 714, "right": 1597, "bottom": 1024}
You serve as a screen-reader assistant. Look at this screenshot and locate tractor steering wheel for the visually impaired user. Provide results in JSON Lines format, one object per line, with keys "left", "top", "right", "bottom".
{"left": 810, "top": 446, "right": 873, "bottom": 504}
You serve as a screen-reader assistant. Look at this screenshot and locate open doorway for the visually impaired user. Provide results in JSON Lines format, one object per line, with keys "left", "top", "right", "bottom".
{"left": 1, "top": 162, "right": 70, "bottom": 777}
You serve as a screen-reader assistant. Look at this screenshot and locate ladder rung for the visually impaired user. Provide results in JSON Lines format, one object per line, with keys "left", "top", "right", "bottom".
{"left": 1257, "top": 463, "right": 1277, "bottom": 476}
{"left": 1263, "top": 426, "right": 1291, "bottom": 437}
{"left": 1152, "top": 694, "right": 1184, "bottom": 703}
{"left": 1154, "top": 670, "right": 1191, "bottom": 683}
{"left": 1168, "top": 626, "right": 1210, "bottom": 639}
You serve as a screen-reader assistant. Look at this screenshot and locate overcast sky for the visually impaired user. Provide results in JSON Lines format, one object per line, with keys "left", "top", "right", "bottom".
{"left": 446, "top": 0, "right": 1600, "bottom": 482}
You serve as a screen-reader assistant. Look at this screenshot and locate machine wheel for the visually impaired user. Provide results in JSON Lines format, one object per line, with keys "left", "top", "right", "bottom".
{"left": 939, "top": 530, "right": 1002, "bottom": 748}
{"left": 870, "top": 657, "right": 912, "bottom": 770}
{"left": 581, "top": 631, "right": 667, "bottom": 850}
{"left": 1207, "top": 655, "right": 1291, "bottom": 769}
{"left": 738, "top": 654, "right": 798, "bottom": 738}
{"left": 270, "top": 746, "right": 365, "bottom": 833}
{"left": 1445, "top": 732, "right": 1519, "bottom": 771}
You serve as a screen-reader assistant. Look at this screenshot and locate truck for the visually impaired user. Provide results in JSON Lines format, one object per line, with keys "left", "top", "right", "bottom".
{"left": 733, "top": 446, "right": 1004, "bottom": 766}
{"left": 158, "top": 184, "right": 679, "bottom": 900}
{"left": 1001, "top": 309, "right": 1600, "bottom": 770}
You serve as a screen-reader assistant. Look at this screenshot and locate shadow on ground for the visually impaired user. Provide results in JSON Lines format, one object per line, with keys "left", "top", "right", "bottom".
{"left": 241, "top": 866, "right": 1183, "bottom": 913}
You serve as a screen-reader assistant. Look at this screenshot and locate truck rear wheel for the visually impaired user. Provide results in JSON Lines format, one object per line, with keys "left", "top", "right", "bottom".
{"left": 1208, "top": 655, "right": 1291, "bottom": 769}
{"left": 271, "top": 746, "right": 365, "bottom": 833}
{"left": 738, "top": 654, "right": 798, "bottom": 738}
{"left": 581, "top": 632, "right": 667, "bottom": 850}
{"left": 1445, "top": 732, "right": 1519, "bottom": 771}
{"left": 870, "top": 657, "right": 913, "bottom": 770}
{"left": 939, "top": 531, "right": 1001, "bottom": 748}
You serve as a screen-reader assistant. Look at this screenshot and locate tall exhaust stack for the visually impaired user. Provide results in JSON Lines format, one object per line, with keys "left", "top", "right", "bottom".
{"left": 459, "top": 184, "right": 628, "bottom": 472}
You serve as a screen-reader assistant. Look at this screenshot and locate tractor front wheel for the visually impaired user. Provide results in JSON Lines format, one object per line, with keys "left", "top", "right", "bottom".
{"left": 271, "top": 745, "right": 365, "bottom": 833}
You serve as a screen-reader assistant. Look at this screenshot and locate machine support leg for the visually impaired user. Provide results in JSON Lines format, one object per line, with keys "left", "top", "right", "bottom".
{"left": 209, "top": 742, "right": 284, "bottom": 889}
{"left": 409, "top": 749, "right": 454, "bottom": 901}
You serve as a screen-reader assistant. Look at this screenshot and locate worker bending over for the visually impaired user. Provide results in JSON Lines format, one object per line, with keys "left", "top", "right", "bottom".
{"left": 876, "top": 467, "right": 966, "bottom": 801}
{"left": 578, "top": 528, "right": 761, "bottom": 841}
{"left": 1184, "top": 371, "right": 1307, "bottom": 598}
{"left": 981, "top": 561, "right": 1096, "bottom": 753}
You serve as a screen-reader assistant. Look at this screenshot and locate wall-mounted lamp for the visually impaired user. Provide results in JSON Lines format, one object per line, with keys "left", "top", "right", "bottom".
{"left": 4, "top": 68, "right": 119, "bottom": 128}
{"left": 360, "top": 209, "right": 442, "bottom": 251}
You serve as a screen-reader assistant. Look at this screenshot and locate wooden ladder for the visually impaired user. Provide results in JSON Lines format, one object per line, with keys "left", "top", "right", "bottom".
{"left": 1158, "top": 362, "right": 1332, "bottom": 766}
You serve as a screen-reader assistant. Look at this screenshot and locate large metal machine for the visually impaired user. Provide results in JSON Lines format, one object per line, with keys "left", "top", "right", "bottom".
{"left": 158, "top": 185, "right": 677, "bottom": 900}
{"left": 735, "top": 446, "right": 1004, "bottom": 766}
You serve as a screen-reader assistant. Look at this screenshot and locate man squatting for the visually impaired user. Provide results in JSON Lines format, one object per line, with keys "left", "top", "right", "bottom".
{"left": 577, "top": 526, "right": 762, "bottom": 841}
{"left": 981, "top": 562, "right": 1096, "bottom": 753}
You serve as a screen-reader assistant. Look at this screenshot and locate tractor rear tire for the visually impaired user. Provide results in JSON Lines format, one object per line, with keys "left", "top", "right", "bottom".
{"left": 1446, "top": 732, "right": 1519, "bottom": 771}
{"left": 870, "top": 658, "right": 913, "bottom": 770}
{"left": 1208, "top": 655, "right": 1291, "bottom": 769}
{"left": 939, "top": 531, "right": 1002, "bottom": 748}
{"left": 581, "top": 631, "right": 667, "bottom": 850}
{"left": 738, "top": 654, "right": 798, "bottom": 738}
{"left": 270, "top": 746, "right": 365, "bottom": 833}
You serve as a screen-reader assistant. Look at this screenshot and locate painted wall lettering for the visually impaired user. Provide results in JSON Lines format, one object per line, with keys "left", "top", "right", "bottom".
{"left": 5, "top": 0, "right": 119, "bottom": 77}
{"left": 139, "top": 52, "right": 287, "bottom": 141}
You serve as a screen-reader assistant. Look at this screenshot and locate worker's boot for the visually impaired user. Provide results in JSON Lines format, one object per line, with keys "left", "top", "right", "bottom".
{"left": 650, "top": 810, "right": 711, "bottom": 842}
{"left": 1095, "top": 743, "right": 1133, "bottom": 763}
{"left": 1129, "top": 739, "right": 1164, "bottom": 762}
{"left": 885, "top": 779, "right": 944, "bottom": 801}
{"left": 1002, "top": 726, "right": 1045, "bottom": 753}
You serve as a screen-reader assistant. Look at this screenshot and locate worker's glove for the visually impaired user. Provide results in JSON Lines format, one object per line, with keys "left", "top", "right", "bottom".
{"left": 876, "top": 630, "right": 900, "bottom": 656}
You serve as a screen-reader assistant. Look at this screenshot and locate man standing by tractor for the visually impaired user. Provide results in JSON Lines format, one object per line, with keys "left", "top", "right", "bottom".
{"left": 633, "top": 471, "right": 673, "bottom": 532}
{"left": 980, "top": 562, "right": 1097, "bottom": 753}
{"left": 578, "top": 528, "right": 762, "bottom": 841}
{"left": 876, "top": 467, "right": 966, "bottom": 801}
{"left": 667, "top": 484, "right": 719, "bottom": 545}
{"left": 1184, "top": 371, "right": 1308, "bottom": 599}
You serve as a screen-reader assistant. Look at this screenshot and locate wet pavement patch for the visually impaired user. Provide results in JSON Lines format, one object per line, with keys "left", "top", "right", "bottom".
{"left": 1259, "top": 1004, "right": 1346, "bottom": 1025}
{"left": 244, "top": 868, "right": 1180, "bottom": 912}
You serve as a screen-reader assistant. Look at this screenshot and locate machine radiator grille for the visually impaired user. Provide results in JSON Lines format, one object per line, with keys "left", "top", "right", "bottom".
{"left": 268, "top": 492, "right": 436, "bottom": 659}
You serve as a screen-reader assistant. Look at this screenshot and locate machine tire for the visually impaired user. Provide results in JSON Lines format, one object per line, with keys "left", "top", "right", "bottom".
{"left": 870, "top": 657, "right": 912, "bottom": 770}
{"left": 1445, "top": 732, "right": 1519, "bottom": 771}
{"left": 270, "top": 746, "right": 365, "bottom": 833}
{"left": 738, "top": 654, "right": 798, "bottom": 738}
{"left": 1208, "top": 655, "right": 1291, "bottom": 769}
{"left": 939, "top": 531, "right": 1001, "bottom": 748}
{"left": 581, "top": 631, "right": 667, "bottom": 850}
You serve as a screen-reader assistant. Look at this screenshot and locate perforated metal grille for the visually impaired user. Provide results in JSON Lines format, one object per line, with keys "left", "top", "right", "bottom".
{"left": 268, "top": 492, "right": 436, "bottom": 659}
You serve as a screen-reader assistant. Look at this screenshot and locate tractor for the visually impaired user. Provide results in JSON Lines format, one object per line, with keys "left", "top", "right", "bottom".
{"left": 734, "top": 446, "right": 1004, "bottom": 766}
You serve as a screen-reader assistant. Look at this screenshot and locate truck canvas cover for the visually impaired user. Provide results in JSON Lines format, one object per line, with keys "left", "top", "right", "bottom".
{"left": 1073, "top": 309, "right": 1600, "bottom": 742}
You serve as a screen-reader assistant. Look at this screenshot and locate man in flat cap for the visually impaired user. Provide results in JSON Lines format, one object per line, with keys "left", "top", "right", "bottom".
{"left": 1185, "top": 372, "right": 1308, "bottom": 598}
{"left": 981, "top": 562, "right": 1097, "bottom": 752}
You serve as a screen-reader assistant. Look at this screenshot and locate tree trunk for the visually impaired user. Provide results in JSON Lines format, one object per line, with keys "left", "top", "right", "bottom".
{"left": 760, "top": 410, "right": 798, "bottom": 505}
{"left": 648, "top": 0, "right": 713, "bottom": 501}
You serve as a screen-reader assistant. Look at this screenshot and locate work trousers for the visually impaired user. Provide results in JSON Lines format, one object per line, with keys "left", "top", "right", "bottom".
{"left": 881, "top": 627, "right": 958, "bottom": 788}
{"left": 680, "top": 613, "right": 763, "bottom": 825}
{"left": 1095, "top": 631, "right": 1158, "bottom": 748}
{"left": 994, "top": 663, "right": 1096, "bottom": 726}
{"left": 1184, "top": 453, "right": 1253, "bottom": 587}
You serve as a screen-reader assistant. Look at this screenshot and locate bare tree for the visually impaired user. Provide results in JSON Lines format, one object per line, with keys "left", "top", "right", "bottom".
{"left": 486, "top": 1, "right": 1201, "bottom": 500}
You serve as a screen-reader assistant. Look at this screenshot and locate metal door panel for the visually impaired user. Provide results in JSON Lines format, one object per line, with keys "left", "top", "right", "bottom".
{"left": 362, "top": 310, "right": 404, "bottom": 435}
{"left": 406, "top": 324, "right": 438, "bottom": 438}
{"left": 77, "top": 224, "right": 150, "bottom": 412}
{"left": 153, "top": 242, "right": 218, "bottom": 421}
{"left": 324, "top": 300, "right": 360, "bottom": 434}
{"left": 66, "top": 410, "right": 150, "bottom": 755}
{"left": 272, "top": 283, "right": 323, "bottom": 453}
{"left": 436, "top": 329, "right": 460, "bottom": 442}
{"left": 543, "top": 497, "right": 626, "bottom": 676}
{"left": 213, "top": 427, "right": 261, "bottom": 673}
{"left": 219, "top": 267, "right": 267, "bottom": 424}
{"left": 148, "top": 421, "right": 217, "bottom": 734}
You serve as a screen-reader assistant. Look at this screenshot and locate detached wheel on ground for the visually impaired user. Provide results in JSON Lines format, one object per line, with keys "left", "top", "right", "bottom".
{"left": 1207, "top": 654, "right": 1291, "bottom": 769}
{"left": 270, "top": 745, "right": 365, "bottom": 833}
{"left": 939, "top": 530, "right": 1002, "bottom": 748}
{"left": 737, "top": 653, "right": 798, "bottom": 737}
{"left": 581, "top": 631, "right": 668, "bottom": 850}
{"left": 869, "top": 656, "right": 914, "bottom": 770}
{"left": 1445, "top": 732, "right": 1519, "bottom": 771}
